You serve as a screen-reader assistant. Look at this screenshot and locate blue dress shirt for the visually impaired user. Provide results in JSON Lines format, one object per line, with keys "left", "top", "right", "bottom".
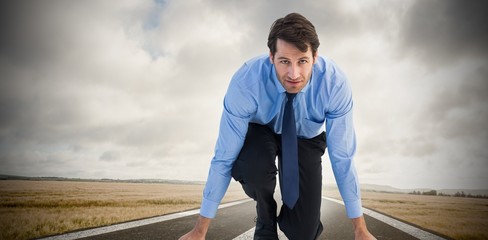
{"left": 200, "top": 55, "right": 362, "bottom": 219}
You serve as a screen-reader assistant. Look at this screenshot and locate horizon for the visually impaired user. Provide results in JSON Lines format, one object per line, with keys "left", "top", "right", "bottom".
{"left": 2, "top": 173, "right": 487, "bottom": 191}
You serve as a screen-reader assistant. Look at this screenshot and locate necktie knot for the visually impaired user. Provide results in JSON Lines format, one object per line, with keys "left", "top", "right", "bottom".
{"left": 286, "top": 92, "right": 296, "bottom": 101}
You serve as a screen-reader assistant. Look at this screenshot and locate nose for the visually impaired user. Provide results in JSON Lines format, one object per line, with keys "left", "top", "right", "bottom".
{"left": 288, "top": 64, "right": 300, "bottom": 80}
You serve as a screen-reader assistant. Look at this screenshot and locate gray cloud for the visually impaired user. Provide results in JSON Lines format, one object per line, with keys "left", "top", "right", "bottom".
{"left": 0, "top": 0, "right": 487, "bottom": 189}
{"left": 424, "top": 65, "right": 488, "bottom": 136}
{"left": 399, "top": 0, "right": 488, "bottom": 66}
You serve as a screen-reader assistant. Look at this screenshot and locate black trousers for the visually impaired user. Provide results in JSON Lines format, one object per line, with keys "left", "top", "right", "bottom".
{"left": 231, "top": 123, "right": 327, "bottom": 240}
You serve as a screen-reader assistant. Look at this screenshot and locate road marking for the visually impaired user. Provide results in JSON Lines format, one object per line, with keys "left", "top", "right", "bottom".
{"left": 39, "top": 197, "right": 446, "bottom": 240}
{"left": 232, "top": 227, "right": 288, "bottom": 240}
{"left": 233, "top": 197, "right": 446, "bottom": 240}
{"left": 38, "top": 198, "right": 253, "bottom": 240}
{"left": 323, "top": 197, "right": 446, "bottom": 240}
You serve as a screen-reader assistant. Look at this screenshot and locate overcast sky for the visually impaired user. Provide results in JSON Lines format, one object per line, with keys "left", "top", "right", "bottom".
{"left": 1, "top": 0, "right": 487, "bottom": 190}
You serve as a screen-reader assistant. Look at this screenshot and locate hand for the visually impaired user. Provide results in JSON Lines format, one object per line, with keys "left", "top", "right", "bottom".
{"left": 178, "top": 215, "right": 211, "bottom": 240}
{"left": 352, "top": 216, "right": 376, "bottom": 240}
{"left": 354, "top": 229, "right": 376, "bottom": 240}
{"left": 178, "top": 229, "right": 205, "bottom": 240}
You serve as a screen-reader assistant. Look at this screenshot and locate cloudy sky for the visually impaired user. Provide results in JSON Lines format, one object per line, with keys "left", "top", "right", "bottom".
{"left": 1, "top": 0, "right": 487, "bottom": 190}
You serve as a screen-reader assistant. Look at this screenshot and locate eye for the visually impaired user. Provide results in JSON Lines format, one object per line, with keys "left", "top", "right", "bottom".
{"left": 280, "top": 60, "right": 290, "bottom": 64}
{"left": 299, "top": 59, "right": 308, "bottom": 64}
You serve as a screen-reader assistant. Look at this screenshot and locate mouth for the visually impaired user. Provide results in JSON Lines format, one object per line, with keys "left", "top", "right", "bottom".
{"left": 286, "top": 79, "right": 301, "bottom": 85}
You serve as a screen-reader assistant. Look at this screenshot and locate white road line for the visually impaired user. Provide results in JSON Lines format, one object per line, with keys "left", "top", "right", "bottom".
{"left": 39, "top": 199, "right": 253, "bottom": 240}
{"left": 232, "top": 227, "right": 288, "bottom": 240}
{"left": 233, "top": 197, "right": 446, "bottom": 240}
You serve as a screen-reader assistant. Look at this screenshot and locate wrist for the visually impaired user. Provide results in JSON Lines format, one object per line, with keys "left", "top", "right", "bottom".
{"left": 351, "top": 215, "right": 368, "bottom": 233}
{"left": 194, "top": 215, "right": 211, "bottom": 235}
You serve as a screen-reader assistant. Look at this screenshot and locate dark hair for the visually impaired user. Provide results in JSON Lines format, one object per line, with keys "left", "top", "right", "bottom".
{"left": 267, "top": 13, "right": 320, "bottom": 57}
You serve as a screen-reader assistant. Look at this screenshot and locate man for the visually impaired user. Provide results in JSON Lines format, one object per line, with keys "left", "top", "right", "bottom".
{"left": 180, "top": 13, "right": 375, "bottom": 240}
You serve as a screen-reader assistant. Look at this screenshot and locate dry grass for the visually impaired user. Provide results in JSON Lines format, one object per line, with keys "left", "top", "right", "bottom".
{"left": 3, "top": 180, "right": 487, "bottom": 240}
{"left": 325, "top": 189, "right": 488, "bottom": 240}
{"left": 0, "top": 180, "right": 247, "bottom": 240}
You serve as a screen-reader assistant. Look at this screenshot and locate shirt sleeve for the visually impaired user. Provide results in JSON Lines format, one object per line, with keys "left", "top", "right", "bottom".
{"left": 325, "top": 69, "right": 363, "bottom": 219}
{"left": 200, "top": 65, "right": 256, "bottom": 218}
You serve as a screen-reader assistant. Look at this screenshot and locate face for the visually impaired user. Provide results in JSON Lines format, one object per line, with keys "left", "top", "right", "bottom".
{"left": 270, "top": 39, "right": 317, "bottom": 94}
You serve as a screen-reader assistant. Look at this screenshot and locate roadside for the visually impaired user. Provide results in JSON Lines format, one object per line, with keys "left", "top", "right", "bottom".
{"left": 324, "top": 188, "right": 488, "bottom": 239}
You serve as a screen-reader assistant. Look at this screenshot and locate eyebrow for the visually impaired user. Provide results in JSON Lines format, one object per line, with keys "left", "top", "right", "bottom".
{"left": 276, "top": 56, "right": 311, "bottom": 60}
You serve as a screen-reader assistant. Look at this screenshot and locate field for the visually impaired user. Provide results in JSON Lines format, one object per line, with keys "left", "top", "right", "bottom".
{"left": 0, "top": 180, "right": 247, "bottom": 240}
{"left": 1, "top": 180, "right": 487, "bottom": 240}
{"left": 325, "top": 189, "right": 488, "bottom": 240}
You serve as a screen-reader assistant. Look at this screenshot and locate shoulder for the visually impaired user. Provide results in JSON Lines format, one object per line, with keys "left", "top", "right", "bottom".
{"left": 225, "top": 54, "right": 270, "bottom": 103}
{"left": 224, "top": 56, "right": 269, "bottom": 116}
{"left": 231, "top": 54, "right": 271, "bottom": 89}
{"left": 313, "top": 55, "right": 349, "bottom": 88}
{"left": 244, "top": 54, "right": 270, "bottom": 68}
{"left": 314, "top": 56, "right": 347, "bottom": 79}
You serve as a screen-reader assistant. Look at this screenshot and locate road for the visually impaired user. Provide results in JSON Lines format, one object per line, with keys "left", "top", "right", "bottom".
{"left": 39, "top": 196, "right": 447, "bottom": 240}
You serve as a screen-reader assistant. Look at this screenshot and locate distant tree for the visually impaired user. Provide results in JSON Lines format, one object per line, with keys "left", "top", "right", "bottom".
{"left": 422, "top": 190, "right": 437, "bottom": 196}
{"left": 454, "top": 191, "right": 466, "bottom": 197}
{"left": 448, "top": 191, "right": 488, "bottom": 199}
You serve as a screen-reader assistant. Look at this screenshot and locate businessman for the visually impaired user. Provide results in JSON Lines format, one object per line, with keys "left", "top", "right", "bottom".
{"left": 180, "top": 13, "right": 375, "bottom": 240}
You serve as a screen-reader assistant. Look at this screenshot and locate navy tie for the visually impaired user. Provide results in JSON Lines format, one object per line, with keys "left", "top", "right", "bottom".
{"left": 281, "top": 92, "right": 299, "bottom": 209}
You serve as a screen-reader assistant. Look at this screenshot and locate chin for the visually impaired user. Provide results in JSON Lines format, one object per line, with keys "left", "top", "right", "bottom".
{"left": 285, "top": 88, "right": 301, "bottom": 94}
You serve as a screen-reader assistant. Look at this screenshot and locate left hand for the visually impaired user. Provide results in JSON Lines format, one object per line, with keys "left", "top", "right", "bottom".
{"left": 352, "top": 216, "right": 377, "bottom": 240}
{"left": 354, "top": 229, "right": 376, "bottom": 240}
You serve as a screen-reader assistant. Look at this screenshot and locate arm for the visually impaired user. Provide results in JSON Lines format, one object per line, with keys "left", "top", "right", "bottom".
{"left": 324, "top": 67, "right": 374, "bottom": 239}
{"left": 200, "top": 68, "right": 255, "bottom": 218}
{"left": 327, "top": 116, "right": 376, "bottom": 240}
{"left": 179, "top": 64, "right": 256, "bottom": 239}
{"left": 325, "top": 79, "right": 362, "bottom": 218}
{"left": 178, "top": 102, "right": 250, "bottom": 239}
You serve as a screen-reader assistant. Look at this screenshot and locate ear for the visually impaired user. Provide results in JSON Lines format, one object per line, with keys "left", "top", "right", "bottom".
{"left": 269, "top": 52, "right": 274, "bottom": 64}
{"left": 313, "top": 50, "right": 318, "bottom": 64}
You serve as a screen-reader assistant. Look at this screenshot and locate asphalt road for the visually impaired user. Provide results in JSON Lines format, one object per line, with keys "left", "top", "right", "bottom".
{"left": 40, "top": 197, "right": 447, "bottom": 240}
